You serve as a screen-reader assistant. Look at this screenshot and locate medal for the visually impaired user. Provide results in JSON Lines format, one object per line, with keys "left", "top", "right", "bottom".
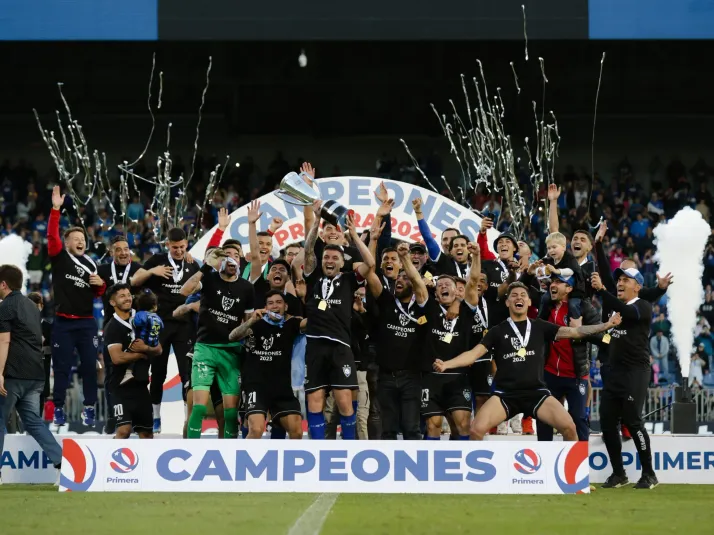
{"left": 318, "top": 300, "right": 328, "bottom": 311}
{"left": 507, "top": 318, "right": 531, "bottom": 357}
{"left": 602, "top": 333, "right": 611, "bottom": 344}
{"left": 443, "top": 333, "right": 453, "bottom": 344}
{"left": 483, "top": 329, "right": 488, "bottom": 336}
{"left": 417, "top": 316, "right": 427, "bottom": 325}
{"left": 424, "top": 271, "right": 433, "bottom": 280}
{"left": 69, "top": 252, "right": 98, "bottom": 276}
{"left": 517, "top": 348, "right": 526, "bottom": 357}
{"left": 111, "top": 261, "right": 131, "bottom": 284}
{"left": 168, "top": 255, "right": 184, "bottom": 284}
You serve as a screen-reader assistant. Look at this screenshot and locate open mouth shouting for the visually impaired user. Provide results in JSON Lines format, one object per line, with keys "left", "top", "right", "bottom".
{"left": 384, "top": 262, "right": 396, "bottom": 276}
{"left": 513, "top": 299, "right": 526, "bottom": 312}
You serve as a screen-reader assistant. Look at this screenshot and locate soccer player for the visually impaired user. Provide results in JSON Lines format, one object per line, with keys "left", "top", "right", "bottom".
{"left": 591, "top": 269, "right": 662, "bottom": 489}
{"left": 434, "top": 282, "right": 620, "bottom": 440}
{"left": 302, "top": 202, "right": 375, "bottom": 440}
{"left": 413, "top": 197, "right": 470, "bottom": 278}
{"left": 419, "top": 242, "right": 482, "bottom": 440}
{"left": 230, "top": 290, "right": 305, "bottom": 439}
{"left": 468, "top": 270, "right": 493, "bottom": 415}
{"left": 131, "top": 227, "right": 199, "bottom": 432}
{"left": 180, "top": 247, "right": 255, "bottom": 438}
{"left": 366, "top": 242, "right": 428, "bottom": 439}
{"left": 47, "top": 186, "right": 106, "bottom": 427}
{"left": 103, "top": 283, "right": 162, "bottom": 439}
{"left": 97, "top": 235, "right": 143, "bottom": 433}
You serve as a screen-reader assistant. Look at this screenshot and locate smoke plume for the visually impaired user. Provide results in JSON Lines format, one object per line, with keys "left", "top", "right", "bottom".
{"left": 0, "top": 234, "right": 32, "bottom": 294}
{"left": 654, "top": 207, "right": 711, "bottom": 377}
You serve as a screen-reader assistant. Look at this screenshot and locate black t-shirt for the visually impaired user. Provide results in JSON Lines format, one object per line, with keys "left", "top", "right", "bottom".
{"left": 0, "top": 291, "right": 45, "bottom": 380}
{"left": 314, "top": 239, "right": 362, "bottom": 272}
{"left": 469, "top": 297, "right": 490, "bottom": 348}
{"left": 252, "top": 277, "right": 303, "bottom": 316}
{"left": 606, "top": 297, "right": 653, "bottom": 369}
{"left": 97, "top": 261, "right": 143, "bottom": 323}
{"left": 701, "top": 300, "right": 714, "bottom": 326}
{"left": 351, "top": 311, "right": 370, "bottom": 371}
{"left": 480, "top": 318, "right": 560, "bottom": 393}
{"left": 142, "top": 253, "right": 200, "bottom": 322}
{"left": 197, "top": 272, "right": 255, "bottom": 344}
{"left": 104, "top": 315, "right": 151, "bottom": 389}
{"left": 481, "top": 259, "right": 510, "bottom": 325}
{"left": 305, "top": 268, "right": 364, "bottom": 347}
{"left": 242, "top": 316, "right": 301, "bottom": 391}
{"left": 50, "top": 249, "right": 99, "bottom": 317}
{"left": 374, "top": 291, "right": 422, "bottom": 372}
{"left": 432, "top": 251, "right": 469, "bottom": 279}
{"left": 418, "top": 297, "right": 475, "bottom": 374}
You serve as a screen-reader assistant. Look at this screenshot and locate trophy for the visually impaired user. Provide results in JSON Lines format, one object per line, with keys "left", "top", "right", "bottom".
{"left": 275, "top": 172, "right": 351, "bottom": 229}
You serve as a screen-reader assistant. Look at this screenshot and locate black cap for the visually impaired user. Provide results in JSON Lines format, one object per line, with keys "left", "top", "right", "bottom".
{"left": 493, "top": 233, "right": 519, "bottom": 252}
{"left": 409, "top": 243, "right": 427, "bottom": 253}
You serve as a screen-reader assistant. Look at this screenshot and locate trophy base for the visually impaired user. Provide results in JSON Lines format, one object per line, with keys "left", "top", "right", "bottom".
{"left": 321, "top": 200, "right": 351, "bottom": 230}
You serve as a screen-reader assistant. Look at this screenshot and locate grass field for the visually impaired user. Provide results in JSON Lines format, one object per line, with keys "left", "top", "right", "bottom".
{"left": 1, "top": 485, "right": 714, "bottom": 535}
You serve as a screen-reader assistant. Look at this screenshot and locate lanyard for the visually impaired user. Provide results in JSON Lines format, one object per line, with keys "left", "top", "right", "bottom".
{"left": 475, "top": 297, "right": 488, "bottom": 327}
{"left": 454, "top": 261, "right": 470, "bottom": 279}
{"left": 507, "top": 318, "right": 531, "bottom": 349}
{"left": 382, "top": 274, "right": 394, "bottom": 293}
{"left": 439, "top": 305, "right": 458, "bottom": 334}
{"left": 168, "top": 255, "right": 184, "bottom": 284}
{"left": 395, "top": 294, "right": 417, "bottom": 323}
{"left": 113, "top": 311, "right": 136, "bottom": 342}
{"left": 111, "top": 261, "right": 131, "bottom": 284}
{"left": 321, "top": 274, "right": 341, "bottom": 300}
{"left": 69, "top": 253, "right": 97, "bottom": 276}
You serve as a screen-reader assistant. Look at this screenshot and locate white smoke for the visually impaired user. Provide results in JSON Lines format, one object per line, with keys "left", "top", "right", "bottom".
{"left": 0, "top": 234, "right": 32, "bottom": 294}
{"left": 654, "top": 207, "right": 711, "bottom": 377}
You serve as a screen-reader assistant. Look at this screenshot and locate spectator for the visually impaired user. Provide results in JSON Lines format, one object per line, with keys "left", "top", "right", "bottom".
{"left": 689, "top": 351, "right": 706, "bottom": 389}
{"left": 127, "top": 195, "right": 145, "bottom": 222}
{"left": 652, "top": 312, "right": 672, "bottom": 336}
{"left": 650, "top": 331, "right": 670, "bottom": 378}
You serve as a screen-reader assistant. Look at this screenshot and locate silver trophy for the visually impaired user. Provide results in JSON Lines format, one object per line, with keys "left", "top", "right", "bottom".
{"left": 275, "top": 172, "right": 351, "bottom": 229}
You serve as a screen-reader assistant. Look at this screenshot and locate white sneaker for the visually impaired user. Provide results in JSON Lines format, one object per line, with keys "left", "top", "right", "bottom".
{"left": 510, "top": 414, "right": 523, "bottom": 434}
{"left": 496, "top": 421, "right": 509, "bottom": 435}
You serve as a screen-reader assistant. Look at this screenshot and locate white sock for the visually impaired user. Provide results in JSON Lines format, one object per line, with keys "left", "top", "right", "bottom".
{"left": 153, "top": 404, "right": 161, "bottom": 419}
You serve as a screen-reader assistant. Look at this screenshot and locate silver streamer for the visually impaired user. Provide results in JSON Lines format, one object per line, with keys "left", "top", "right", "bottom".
{"left": 522, "top": 4, "right": 529, "bottom": 61}
{"left": 588, "top": 52, "right": 607, "bottom": 216}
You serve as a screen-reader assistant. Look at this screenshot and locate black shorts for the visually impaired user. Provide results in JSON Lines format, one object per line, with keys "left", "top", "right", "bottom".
{"left": 304, "top": 338, "right": 358, "bottom": 393}
{"left": 113, "top": 382, "right": 153, "bottom": 433}
{"left": 470, "top": 359, "right": 493, "bottom": 397}
{"left": 420, "top": 373, "right": 472, "bottom": 417}
{"left": 242, "top": 384, "right": 302, "bottom": 421}
{"left": 494, "top": 388, "right": 551, "bottom": 419}
{"left": 185, "top": 351, "right": 223, "bottom": 408}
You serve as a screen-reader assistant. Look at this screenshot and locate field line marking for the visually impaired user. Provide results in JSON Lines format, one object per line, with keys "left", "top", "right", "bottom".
{"left": 287, "top": 493, "right": 339, "bottom": 535}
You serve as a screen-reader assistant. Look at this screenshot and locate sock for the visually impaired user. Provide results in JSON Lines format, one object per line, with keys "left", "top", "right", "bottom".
{"left": 631, "top": 426, "right": 654, "bottom": 476}
{"left": 340, "top": 411, "right": 356, "bottom": 440}
{"left": 153, "top": 404, "right": 161, "bottom": 419}
{"left": 425, "top": 436, "right": 440, "bottom": 441}
{"left": 187, "top": 404, "right": 206, "bottom": 438}
{"left": 459, "top": 435, "right": 470, "bottom": 440}
{"left": 223, "top": 408, "right": 238, "bottom": 439}
{"left": 241, "top": 425, "right": 249, "bottom": 439}
{"left": 270, "top": 425, "right": 287, "bottom": 439}
{"left": 307, "top": 411, "right": 326, "bottom": 439}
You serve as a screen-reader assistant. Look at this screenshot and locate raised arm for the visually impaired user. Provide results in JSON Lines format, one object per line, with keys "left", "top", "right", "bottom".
{"left": 555, "top": 313, "right": 621, "bottom": 340}
{"left": 413, "top": 197, "right": 441, "bottom": 261}
{"left": 346, "top": 214, "right": 375, "bottom": 278}
{"left": 434, "top": 344, "right": 489, "bottom": 371}
{"left": 206, "top": 207, "right": 231, "bottom": 249}
{"left": 477, "top": 217, "right": 497, "bottom": 260}
{"left": 464, "top": 242, "right": 481, "bottom": 307}
{"left": 301, "top": 162, "right": 317, "bottom": 235}
{"left": 303, "top": 200, "right": 322, "bottom": 276}
{"left": 247, "top": 200, "right": 263, "bottom": 282}
{"left": 229, "top": 309, "right": 263, "bottom": 342}
{"left": 547, "top": 184, "right": 560, "bottom": 233}
{"left": 594, "top": 221, "right": 616, "bottom": 293}
{"left": 396, "top": 242, "right": 429, "bottom": 304}
{"left": 47, "top": 186, "right": 65, "bottom": 257}
{"left": 591, "top": 273, "right": 644, "bottom": 320}
{"left": 180, "top": 270, "right": 204, "bottom": 297}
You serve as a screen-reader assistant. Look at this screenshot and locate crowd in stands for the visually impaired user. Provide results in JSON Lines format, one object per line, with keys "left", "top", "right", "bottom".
{"left": 2, "top": 151, "right": 714, "bottom": 392}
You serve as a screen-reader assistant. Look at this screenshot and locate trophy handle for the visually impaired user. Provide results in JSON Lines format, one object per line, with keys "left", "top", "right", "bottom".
{"left": 274, "top": 190, "right": 313, "bottom": 206}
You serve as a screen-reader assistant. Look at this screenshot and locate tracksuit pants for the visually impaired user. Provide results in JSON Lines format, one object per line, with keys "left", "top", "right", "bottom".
{"left": 52, "top": 317, "right": 98, "bottom": 409}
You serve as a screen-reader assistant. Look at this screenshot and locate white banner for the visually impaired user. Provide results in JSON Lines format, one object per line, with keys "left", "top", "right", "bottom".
{"left": 189, "top": 177, "right": 499, "bottom": 259}
{"left": 57, "top": 438, "right": 589, "bottom": 494}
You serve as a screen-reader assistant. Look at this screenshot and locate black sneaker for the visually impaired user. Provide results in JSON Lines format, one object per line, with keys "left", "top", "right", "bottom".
{"left": 602, "top": 473, "right": 630, "bottom": 488}
{"left": 634, "top": 473, "right": 659, "bottom": 490}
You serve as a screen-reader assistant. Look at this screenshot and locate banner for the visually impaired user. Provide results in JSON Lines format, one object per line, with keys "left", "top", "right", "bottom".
{"left": 58, "top": 439, "right": 589, "bottom": 494}
{"left": 190, "top": 176, "right": 500, "bottom": 261}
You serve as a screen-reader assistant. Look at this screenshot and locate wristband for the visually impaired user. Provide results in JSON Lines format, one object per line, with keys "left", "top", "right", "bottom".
{"left": 266, "top": 229, "right": 275, "bottom": 237}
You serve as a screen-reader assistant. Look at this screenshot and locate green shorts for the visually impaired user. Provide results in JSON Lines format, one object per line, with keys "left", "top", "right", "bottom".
{"left": 191, "top": 342, "right": 242, "bottom": 397}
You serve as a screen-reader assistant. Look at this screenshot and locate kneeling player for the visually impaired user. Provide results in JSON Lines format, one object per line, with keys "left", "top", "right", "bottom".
{"left": 435, "top": 282, "right": 620, "bottom": 440}
{"left": 230, "top": 291, "right": 305, "bottom": 439}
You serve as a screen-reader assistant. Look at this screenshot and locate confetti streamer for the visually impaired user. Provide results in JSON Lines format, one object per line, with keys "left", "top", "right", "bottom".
{"left": 522, "top": 4, "right": 529, "bottom": 61}
{"left": 588, "top": 52, "right": 607, "bottom": 218}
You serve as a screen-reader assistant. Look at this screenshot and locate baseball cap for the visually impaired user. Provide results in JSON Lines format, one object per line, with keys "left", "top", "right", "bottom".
{"left": 613, "top": 267, "right": 644, "bottom": 286}
{"left": 552, "top": 273, "right": 575, "bottom": 287}
{"left": 409, "top": 243, "right": 427, "bottom": 253}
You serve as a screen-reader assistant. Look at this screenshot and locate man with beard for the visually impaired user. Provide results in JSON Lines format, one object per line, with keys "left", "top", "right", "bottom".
{"left": 131, "top": 227, "right": 199, "bottom": 433}
{"left": 253, "top": 259, "right": 302, "bottom": 313}
{"left": 418, "top": 242, "right": 482, "bottom": 440}
{"left": 302, "top": 202, "right": 375, "bottom": 440}
{"left": 591, "top": 269, "right": 661, "bottom": 489}
{"left": 47, "top": 186, "right": 106, "bottom": 427}
{"left": 97, "top": 235, "right": 143, "bottom": 433}
{"left": 103, "top": 283, "right": 161, "bottom": 439}
{"left": 366, "top": 242, "right": 428, "bottom": 439}
{"left": 435, "top": 282, "right": 620, "bottom": 440}
{"left": 230, "top": 291, "right": 305, "bottom": 439}
{"left": 413, "top": 198, "right": 470, "bottom": 278}
{"left": 180, "top": 247, "right": 255, "bottom": 438}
